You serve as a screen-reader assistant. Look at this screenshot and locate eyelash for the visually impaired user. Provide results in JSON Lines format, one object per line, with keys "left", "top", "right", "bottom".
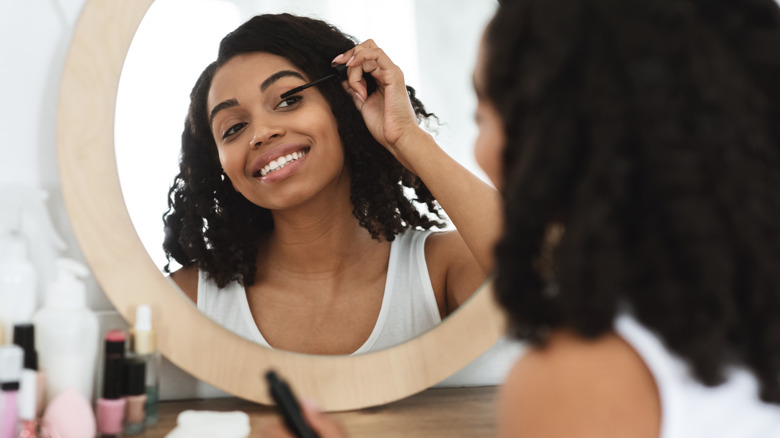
{"left": 222, "top": 122, "right": 247, "bottom": 140}
{"left": 276, "top": 95, "right": 302, "bottom": 109}
{"left": 220, "top": 96, "right": 303, "bottom": 140}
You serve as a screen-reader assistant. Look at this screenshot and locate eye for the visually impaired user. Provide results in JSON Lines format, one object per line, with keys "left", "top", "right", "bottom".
{"left": 275, "top": 95, "right": 302, "bottom": 110}
{"left": 222, "top": 122, "right": 247, "bottom": 140}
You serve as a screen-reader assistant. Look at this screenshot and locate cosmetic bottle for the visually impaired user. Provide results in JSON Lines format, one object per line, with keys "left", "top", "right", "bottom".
{"left": 32, "top": 258, "right": 98, "bottom": 405}
{"left": 13, "top": 324, "right": 43, "bottom": 436}
{"left": 0, "top": 186, "right": 66, "bottom": 317}
{"left": 12, "top": 324, "right": 45, "bottom": 419}
{"left": 0, "top": 345, "right": 23, "bottom": 438}
{"left": 96, "top": 330, "right": 126, "bottom": 438}
{"left": 122, "top": 358, "right": 146, "bottom": 435}
{"left": 16, "top": 367, "right": 37, "bottom": 438}
{"left": 0, "top": 231, "right": 37, "bottom": 345}
{"left": 128, "top": 304, "right": 160, "bottom": 425}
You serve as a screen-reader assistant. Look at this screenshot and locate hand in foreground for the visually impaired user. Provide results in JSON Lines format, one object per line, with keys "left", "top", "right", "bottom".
{"left": 258, "top": 399, "right": 349, "bottom": 438}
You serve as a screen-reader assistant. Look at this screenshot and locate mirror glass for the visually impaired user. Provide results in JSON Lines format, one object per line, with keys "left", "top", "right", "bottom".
{"left": 115, "top": 0, "right": 497, "bottom": 354}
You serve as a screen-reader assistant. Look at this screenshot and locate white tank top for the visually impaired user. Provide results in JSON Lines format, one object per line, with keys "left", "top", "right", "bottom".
{"left": 614, "top": 313, "right": 780, "bottom": 438}
{"left": 196, "top": 229, "right": 441, "bottom": 354}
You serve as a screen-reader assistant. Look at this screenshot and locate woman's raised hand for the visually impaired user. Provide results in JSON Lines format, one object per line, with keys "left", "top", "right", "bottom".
{"left": 334, "top": 39, "right": 501, "bottom": 280}
{"left": 332, "top": 40, "right": 425, "bottom": 166}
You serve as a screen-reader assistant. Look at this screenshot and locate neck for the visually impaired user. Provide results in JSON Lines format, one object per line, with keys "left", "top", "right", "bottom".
{"left": 260, "top": 189, "right": 385, "bottom": 278}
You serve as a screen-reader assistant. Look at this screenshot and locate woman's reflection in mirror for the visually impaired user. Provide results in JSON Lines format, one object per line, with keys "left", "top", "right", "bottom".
{"left": 162, "top": 14, "right": 501, "bottom": 355}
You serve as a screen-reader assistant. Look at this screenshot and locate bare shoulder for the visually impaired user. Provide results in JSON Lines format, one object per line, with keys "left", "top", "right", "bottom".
{"left": 169, "top": 265, "right": 199, "bottom": 304}
{"left": 424, "top": 230, "right": 486, "bottom": 315}
{"left": 498, "top": 330, "right": 661, "bottom": 438}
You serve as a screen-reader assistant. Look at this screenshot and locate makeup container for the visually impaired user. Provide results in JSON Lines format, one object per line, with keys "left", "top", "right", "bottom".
{"left": 33, "top": 258, "right": 98, "bottom": 405}
{"left": 12, "top": 323, "right": 45, "bottom": 418}
{"left": 128, "top": 304, "right": 160, "bottom": 425}
{"left": 96, "top": 330, "right": 126, "bottom": 438}
{"left": 122, "top": 359, "right": 146, "bottom": 435}
{"left": 12, "top": 325, "right": 38, "bottom": 437}
{"left": 41, "top": 388, "right": 96, "bottom": 438}
{"left": 0, "top": 231, "right": 37, "bottom": 345}
{"left": 0, "top": 345, "right": 23, "bottom": 438}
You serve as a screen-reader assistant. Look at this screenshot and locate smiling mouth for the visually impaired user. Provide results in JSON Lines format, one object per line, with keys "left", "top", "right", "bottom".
{"left": 255, "top": 149, "right": 309, "bottom": 177}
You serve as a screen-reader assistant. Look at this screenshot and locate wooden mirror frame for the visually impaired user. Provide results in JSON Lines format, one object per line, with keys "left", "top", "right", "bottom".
{"left": 57, "top": 0, "right": 505, "bottom": 411}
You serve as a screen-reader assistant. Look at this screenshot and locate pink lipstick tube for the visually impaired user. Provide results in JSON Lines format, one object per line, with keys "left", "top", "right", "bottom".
{"left": 97, "top": 330, "right": 126, "bottom": 437}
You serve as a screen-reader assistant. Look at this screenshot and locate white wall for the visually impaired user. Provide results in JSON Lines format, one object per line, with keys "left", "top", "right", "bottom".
{"left": 0, "top": 1, "right": 225, "bottom": 398}
{"left": 1, "top": 0, "right": 109, "bottom": 310}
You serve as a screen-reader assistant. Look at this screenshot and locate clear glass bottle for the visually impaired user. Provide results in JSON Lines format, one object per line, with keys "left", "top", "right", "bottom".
{"left": 128, "top": 305, "right": 160, "bottom": 425}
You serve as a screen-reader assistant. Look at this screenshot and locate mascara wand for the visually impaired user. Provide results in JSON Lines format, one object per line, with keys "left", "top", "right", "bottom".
{"left": 280, "top": 64, "right": 348, "bottom": 99}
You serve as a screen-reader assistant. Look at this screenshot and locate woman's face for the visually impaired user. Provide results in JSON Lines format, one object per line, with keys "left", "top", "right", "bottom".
{"left": 207, "top": 52, "right": 347, "bottom": 211}
{"left": 473, "top": 37, "right": 506, "bottom": 190}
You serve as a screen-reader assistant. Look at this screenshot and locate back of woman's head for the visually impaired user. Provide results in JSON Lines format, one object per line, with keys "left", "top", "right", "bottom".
{"left": 487, "top": 0, "right": 780, "bottom": 402}
{"left": 163, "top": 14, "right": 443, "bottom": 287}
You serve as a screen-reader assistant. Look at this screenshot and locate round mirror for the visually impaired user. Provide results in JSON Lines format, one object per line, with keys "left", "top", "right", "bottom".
{"left": 114, "top": 0, "right": 496, "bottom": 353}
{"left": 116, "top": 0, "right": 493, "bottom": 274}
{"left": 57, "top": 0, "right": 505, "bottom": 410}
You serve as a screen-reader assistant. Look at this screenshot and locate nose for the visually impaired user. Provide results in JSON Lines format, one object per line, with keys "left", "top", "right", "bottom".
{"left": 249, "top": 122, "right": 286, "bottom": 149}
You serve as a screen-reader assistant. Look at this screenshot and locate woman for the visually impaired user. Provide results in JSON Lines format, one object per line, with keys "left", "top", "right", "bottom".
{"left": 265, "top": 0, "right": 780, "bottom": 436}
{"left": 487, "top": 0, "right": 780, "bottom": 435}
{"left": 163, "top": 14, "right": 500, "bottom": 355}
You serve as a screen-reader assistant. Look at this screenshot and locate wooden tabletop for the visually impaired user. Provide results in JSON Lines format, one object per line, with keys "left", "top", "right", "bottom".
{"left": 141, "top": 386, "right": 499, "bottom": 437}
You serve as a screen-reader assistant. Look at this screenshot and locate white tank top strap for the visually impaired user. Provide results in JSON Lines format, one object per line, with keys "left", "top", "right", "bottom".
{"left": 353, "top": 228, "right": 442, "bottom": 353}
{"left": 614, "top": 313, "right": 780, "bottom": 438}
{"left": 197, "top": 269, "right": 271, "bottom": 347}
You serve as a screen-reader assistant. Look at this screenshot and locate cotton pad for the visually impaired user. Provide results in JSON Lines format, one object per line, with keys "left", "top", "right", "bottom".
{"left": 165, "top": 410, "right": 251, "bottom": 438}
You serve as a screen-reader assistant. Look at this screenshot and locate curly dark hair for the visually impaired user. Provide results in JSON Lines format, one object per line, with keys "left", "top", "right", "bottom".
{"left": 163, "top": 13, "right": 445, "bottom": 287}
{"left": 487, "top": 0, "right": 780, "bottom": 402}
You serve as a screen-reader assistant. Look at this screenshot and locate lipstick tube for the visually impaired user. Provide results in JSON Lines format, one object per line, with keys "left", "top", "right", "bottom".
{"left": 96, "top": 330, "right": 126, "bottom": 438}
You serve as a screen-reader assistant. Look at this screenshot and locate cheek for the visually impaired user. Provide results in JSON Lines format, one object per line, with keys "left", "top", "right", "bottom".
{"left": 474, "top": 130, "right": 491, "bottom": 174}
{"left": 216, "top": 148, "right": 231, "bottom": 172}
{"left": 216, "top": 147, "right": 244, "bottom": 183}
{"left": 474, "top": 120, "right": 505, "bottom": 189}
{"left": 317, "top": 113, "right": 346, "bottom": 163}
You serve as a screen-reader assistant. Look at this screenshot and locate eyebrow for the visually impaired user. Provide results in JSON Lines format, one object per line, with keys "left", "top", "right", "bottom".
{"left": 208, "top": 70, "right": 307, "bottom": 126}
{"left": 260, "top": 70, "right": 306, "bottom": 92}
{"left": 209, "top": 99, "right": 238, "bottom": 127}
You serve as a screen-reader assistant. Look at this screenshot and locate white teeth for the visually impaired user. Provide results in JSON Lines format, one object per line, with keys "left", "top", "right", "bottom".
{"left": 259, "top": 150, "right": 308, "bottom": 177}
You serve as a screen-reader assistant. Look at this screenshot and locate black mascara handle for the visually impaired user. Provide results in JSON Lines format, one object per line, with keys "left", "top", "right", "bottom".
{"left": 333, "top": 62, "right": 348, "bottom": 80}
{"left": 326, "top": 63, "right": 377, "bottom": 94}
{"left": 266, "top": 370, "right": 320, "bottom": 438}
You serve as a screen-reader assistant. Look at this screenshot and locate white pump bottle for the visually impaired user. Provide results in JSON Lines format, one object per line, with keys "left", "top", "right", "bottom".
{"left": 0, "top": 231, "right": 37, "bottom": 343}
{"left": 32, "top": 258, "right": 99, "bottom": 405}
